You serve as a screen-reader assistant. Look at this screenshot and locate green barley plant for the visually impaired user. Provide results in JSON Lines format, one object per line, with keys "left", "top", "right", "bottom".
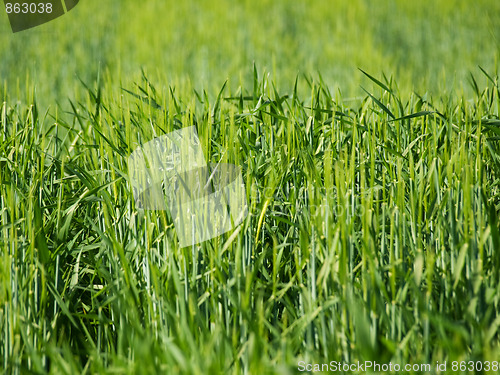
{"left": 1, "top": 66, "right": 500, "bottom": 373}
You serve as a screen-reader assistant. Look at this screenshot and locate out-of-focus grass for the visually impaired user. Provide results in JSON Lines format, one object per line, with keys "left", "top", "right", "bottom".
{"left": 0, "top": 0, "right": 499, "bottom": 106}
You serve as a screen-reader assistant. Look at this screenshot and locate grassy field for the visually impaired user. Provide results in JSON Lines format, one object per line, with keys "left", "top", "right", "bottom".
{"left": 1, "top": 0, "right": 499, "bottom": 103}
{"left": 1, "top": 1, "right": 500, "bottom": 374}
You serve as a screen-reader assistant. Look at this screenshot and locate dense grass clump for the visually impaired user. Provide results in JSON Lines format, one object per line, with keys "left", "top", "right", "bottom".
{"left": 1, "top": 70, "right": 500, "bottom": 373}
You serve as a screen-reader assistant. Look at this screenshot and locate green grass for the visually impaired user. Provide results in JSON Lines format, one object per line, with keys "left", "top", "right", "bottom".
{"left": 1, "top": 0, "right": 500, "bottom": 373}
{"left": 1, "top": 0, "right": 499, "bottom": 107}
{"left": 1, "top": 67, "right": 500, "bottom": 373}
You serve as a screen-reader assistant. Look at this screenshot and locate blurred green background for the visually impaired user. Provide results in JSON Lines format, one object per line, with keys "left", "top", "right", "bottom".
{"left": 1, "top": 0, "right": 499, "bottom": 107}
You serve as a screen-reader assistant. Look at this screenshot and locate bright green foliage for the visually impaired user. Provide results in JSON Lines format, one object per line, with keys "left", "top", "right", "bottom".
{"left": 1, "top": 0, "right": 500, "bottom": 373}
{"left": 1, "top": 69, "right": 500, "bottom": 373}
{"left": 0, "top": 0, "right": 499, "bottom": 105}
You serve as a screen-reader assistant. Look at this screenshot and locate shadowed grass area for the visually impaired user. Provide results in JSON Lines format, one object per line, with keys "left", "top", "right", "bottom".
{"left": 1, "top": 68, "right": 500, "bottom": 373}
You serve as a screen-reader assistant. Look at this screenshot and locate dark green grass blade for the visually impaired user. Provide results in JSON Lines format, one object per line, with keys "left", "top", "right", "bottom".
{"left": 361, "top": 86, "right": 395, "bottom": 119}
